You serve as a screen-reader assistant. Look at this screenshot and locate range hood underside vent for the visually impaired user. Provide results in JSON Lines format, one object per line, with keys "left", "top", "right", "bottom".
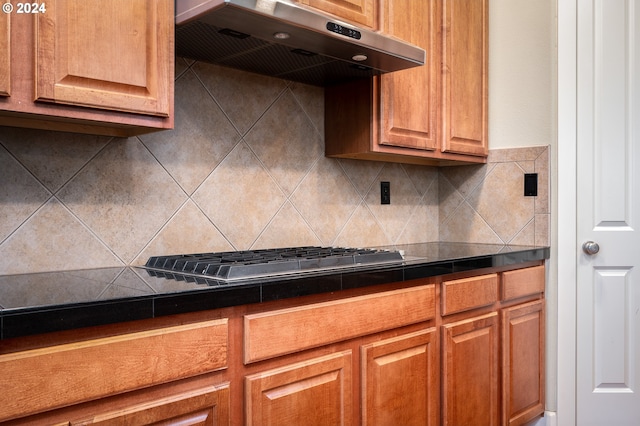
{"left": 176, "top": 21, "right": 379, "bottom": 87}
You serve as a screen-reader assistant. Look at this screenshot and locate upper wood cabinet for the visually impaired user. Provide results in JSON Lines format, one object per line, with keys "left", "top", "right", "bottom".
{"left": 295, "top": 0, "right": 376, "bottom": 28}
{"left": 441, "top": 0, "right": 488, "bottom": 156}
{"left": 0, "top": 0, "right": 174, "bottom": 136}
{"left": 0, "top": 13, "right": 9, "bottom": 97}
{"left": 35, "top": 0, "right": 172, "bottom": 117}
{"left": 325, "top": 0, "right": 488, "bottom": 166}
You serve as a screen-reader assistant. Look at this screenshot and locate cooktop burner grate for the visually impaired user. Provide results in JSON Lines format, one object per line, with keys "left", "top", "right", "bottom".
{"left": 145, "top": 246, "right": 403, "bottom": 282}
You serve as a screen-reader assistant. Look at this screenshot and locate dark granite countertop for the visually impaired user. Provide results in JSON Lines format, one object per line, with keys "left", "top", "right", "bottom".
{"left": 0, "top": 243, "right": 549, "bottom": 340}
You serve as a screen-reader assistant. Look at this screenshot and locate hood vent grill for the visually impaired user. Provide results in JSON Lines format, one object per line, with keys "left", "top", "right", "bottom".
{"left": 176, "top": 21, "right": 378, "bottom": 86}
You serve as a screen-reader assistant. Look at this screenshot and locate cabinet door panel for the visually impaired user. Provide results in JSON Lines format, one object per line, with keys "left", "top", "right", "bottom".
{"left": 245, "top": 351, "right": 353, "bottom": 426}
{"left": 502, "top": 300, "right": 545, "bottom": 426}
{"left": 361, "top": 329, "right": 438, "bottom": 426}
{"left": 35, "top": 0, "right": 172, "bottom": 116}
{"left": 441, "top": 0, "right": 488, "bottom": 156}
{"left": 442, "top": 312, "right": 499, "bottom": 426}
{"left": 297, "top": 0, "right": 375, "bottom": 28}
{"left": 73, "top": 384, "right": 230, "bottom": 426}
{"left": 0, "top": 13, "right": 9, "bottom": 96}
{"left": 378, "top": 0, "right": 438, "bottom": 151}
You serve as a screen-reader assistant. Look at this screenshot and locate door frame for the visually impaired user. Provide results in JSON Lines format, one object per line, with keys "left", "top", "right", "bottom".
{"left": 557, "top": 0, "right": 578, "bottom": 424}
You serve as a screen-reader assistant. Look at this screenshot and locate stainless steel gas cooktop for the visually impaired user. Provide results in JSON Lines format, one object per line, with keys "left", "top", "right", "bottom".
{"left": 144, "top": 246, "right": 404, "bottom": 282}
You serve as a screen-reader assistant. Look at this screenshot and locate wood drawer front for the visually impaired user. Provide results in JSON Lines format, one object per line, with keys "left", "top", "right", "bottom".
{"left": 0, "top": 319, "right": 228, "bottom": 423}
{"left": 441, "top": 274, "right": 498, "bottom": 315}
{"left": 244, "top": 284, "right": 435, "bottom": 363}
{"left": 502, "top": 265, "right": 545, "bottom": 301}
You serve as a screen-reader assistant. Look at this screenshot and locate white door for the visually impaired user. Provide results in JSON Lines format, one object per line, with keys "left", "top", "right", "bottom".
{"left": 576, "top": 0, "right": 640, "bottom": 424}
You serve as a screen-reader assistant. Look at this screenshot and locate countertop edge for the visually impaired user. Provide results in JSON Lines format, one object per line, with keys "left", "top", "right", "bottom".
{"left": 0, "top": 246, "right": 550, "bottom": 340}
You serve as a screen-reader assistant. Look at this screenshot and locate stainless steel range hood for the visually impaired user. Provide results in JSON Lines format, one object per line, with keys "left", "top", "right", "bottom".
{"left": 175, "top": 0, "right": 425, "bottom": 87}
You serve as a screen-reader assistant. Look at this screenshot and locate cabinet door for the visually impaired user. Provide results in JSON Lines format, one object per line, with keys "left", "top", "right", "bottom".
{"left": 0, "top": 13, "right": 9, "bottom": 96}
{"left": 378, "top": 0, "right": 438, "bottom": 151}
{"left": 502, "top": 300, "right": 545, "bottom": 426}
{"left": 72, "top": 384, "right": 230, "bottom": 426}
{"left": 34, "top": 0, "right": 172, "bottom": 117}
{"left": 361, "top": 328, "right": 438, "bottom": 426}
{"left": 245, "top": 351, "right": 353, "bottom": 426}
{"left": 297, "top": 0, "right": 376, "bottom": 28}
{"left": 442, "top": 312, "right": 499, "bottom": 426}
{"left": 441, "top": 0, "right": 488, "bottom": 156}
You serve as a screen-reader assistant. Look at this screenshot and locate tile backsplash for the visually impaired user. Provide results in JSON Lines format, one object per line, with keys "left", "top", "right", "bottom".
{"left": 0, "top": 59, "right": 549, "bottom": 275}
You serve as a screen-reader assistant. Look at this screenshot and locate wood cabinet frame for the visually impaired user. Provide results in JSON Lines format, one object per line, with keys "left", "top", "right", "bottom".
{"left": 1, "top": 263, "right": 545, "bottom": 425}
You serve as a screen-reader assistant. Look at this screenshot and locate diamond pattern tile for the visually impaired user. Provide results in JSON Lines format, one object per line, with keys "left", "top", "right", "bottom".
{"left": 0, "top": 127, "right": 110, "bottom": 192}
{"left": 245, "top": 90, "right": 324, "bottom": 196}
{"left": 0, "top": 54, "right": 551, "bottom": 275}
{"left": 290, "top": 82, "right": 325, "bottom": 136}
{"left": 140, "top": 70, "right": 241, "bottom": 195}
{"left": 194, "top": 62, "right": 288, "bottom": 136}
{"left": 334, "top": 203, "right": 390, "bottom": 247}
{"left": 57, "top": 138, "right": 187, "bottom": 263}
{"left": 467, "top": 162, "right": 534, "bottom": 242}
{"left": 291, "top": 157, "right": 360, "bottom": 245}
{"left": 193, "top": 141, "right": 287, "bottom": 249}
{"left": 365, "top": 163, "right": 423, "bottom": 243}
{"left": 0, "top": 145, "right": 51, "bottom": 243}
{"left": 339, "top": 158, "right": 384, "bottom": 197}
{"left": 0, "top": 198, "right": 123, "bottom": 274}
{"left": 252, "top": 201, "right": 321, "bottom": 249}
{"left": 135, "top": 200, "right": 234, "bottom": 265}
{"left": 439, "top": 146, "right": 550, "bottom": 246}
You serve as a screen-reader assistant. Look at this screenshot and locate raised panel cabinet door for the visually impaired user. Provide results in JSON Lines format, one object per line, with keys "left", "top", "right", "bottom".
{"left": 501, "top": 300, "right": 545, "bottom": 426}
{"left": 0, "top": 12, "right": 9, "bottom": 96}
{"left": 442, "top": 312, "right": 499, "bottom": 426}
{"left": 245, "top": 351, "right": 353, "bottom": 426}
{"left": 34, "top": 0, "right": 173, "bottom": 116}
{"left": 297, "top": 0, "right": 376, "bottom": 28}
{"left": 378, "top": 0, "right": 438, "bottom": 151}
{"left": 72, "top": 384, "right": 230, "bottom": 426}
{"left": 441, "top": 0, "right": 488, "bottom": 156}
{"left": 361, "top": 328, "right": 439, "bottom": 426}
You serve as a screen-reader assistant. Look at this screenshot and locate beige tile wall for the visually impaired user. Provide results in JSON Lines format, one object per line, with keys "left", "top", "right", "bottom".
{"left": 439, "top": 146, "right": 550, "bottom": 246}
{"left": 0, "top": 59, "right": 549, "bottom": 275}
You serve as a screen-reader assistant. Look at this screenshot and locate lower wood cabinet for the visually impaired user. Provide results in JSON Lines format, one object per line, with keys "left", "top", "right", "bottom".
{"left": 502, "top": 299, "right": 545, "bottom": 426}
{"left": 441, "top": 265, "right": 546, "bottom": 426}
{"left": 0, "top": 319, "right": 228, "bottom": 423}
{"left": 442, "top": 312, "right": 500, "bottom": 426}
{"left": 1, "top": 263, "right": 545, "bottom": 425}
{"left": 361, "top": 328, "right": 439, "bottom": 426}
{"left": 72, "top": 384, "right": 230, "bottom": 426}
{"left": 245, "top": 351, "right": 353, "bottom": 426}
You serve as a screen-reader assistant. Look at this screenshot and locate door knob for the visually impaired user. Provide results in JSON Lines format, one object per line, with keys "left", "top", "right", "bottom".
{"left": 582, "top": 241, "right": 600, "bottom": 255}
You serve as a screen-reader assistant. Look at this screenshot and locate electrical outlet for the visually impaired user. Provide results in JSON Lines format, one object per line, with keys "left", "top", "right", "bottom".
{"left": 381, "top": 181, "right": 390, "bottom": 204}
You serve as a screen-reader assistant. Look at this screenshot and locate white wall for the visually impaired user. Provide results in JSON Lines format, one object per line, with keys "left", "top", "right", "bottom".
{"left": 489, "top": 1, "right": 558, "bottom": 420}
{"left": 489, "top": 0, "right": 556, "bottom": 150}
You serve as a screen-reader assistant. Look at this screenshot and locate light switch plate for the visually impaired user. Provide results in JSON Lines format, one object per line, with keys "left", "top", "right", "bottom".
{"left": 524, "top": 173, "right": 538, "bottom": 196}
